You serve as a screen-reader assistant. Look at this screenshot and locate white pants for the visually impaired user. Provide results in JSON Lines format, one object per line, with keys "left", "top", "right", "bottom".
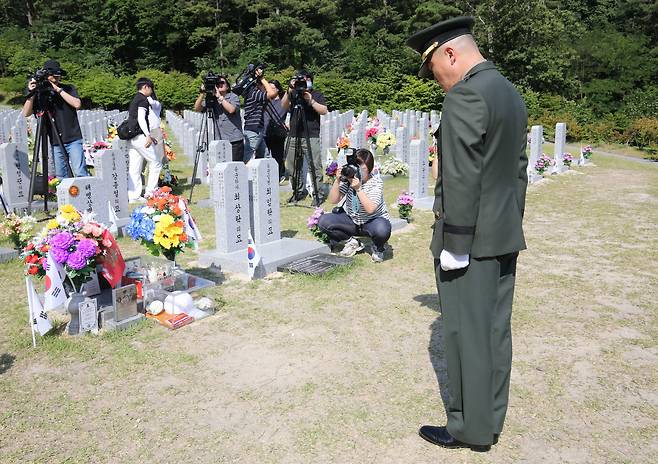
{"left": 128, "top": 134, "right": 162, "bottom": 200}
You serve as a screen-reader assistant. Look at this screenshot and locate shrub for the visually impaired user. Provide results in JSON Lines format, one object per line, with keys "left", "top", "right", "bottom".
{"left": 623, "top": 118, "right": 658, "bottom": 148}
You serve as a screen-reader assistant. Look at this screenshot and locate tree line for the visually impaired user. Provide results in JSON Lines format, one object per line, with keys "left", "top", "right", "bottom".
{"left": 0, "top": 1, "right": 656, "bottom": 150}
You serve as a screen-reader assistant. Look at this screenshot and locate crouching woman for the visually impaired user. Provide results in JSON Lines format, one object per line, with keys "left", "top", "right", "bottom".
{"left": 318, "top": 149, "right": 391, "bottom": 262}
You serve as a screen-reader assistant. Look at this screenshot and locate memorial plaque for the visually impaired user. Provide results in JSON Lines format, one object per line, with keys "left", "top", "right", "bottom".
{"left": 112, "top": 284, "right": 138, "bottom": 322}
{"left": 79, "top": 298, "right": 99, "bottom": 333}
{"left": 94, "top": 148, "right": 129, "bottom": 223}
{"left": 57, "top": 177, "right": 110, "bottom": 226}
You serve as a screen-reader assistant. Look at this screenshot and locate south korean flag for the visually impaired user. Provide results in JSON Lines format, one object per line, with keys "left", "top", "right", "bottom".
{"left": 44, "top": 252, "right": 67, "bottom": 311}
{"left": 26, "top": 277, "right": 53, "bottom": 336}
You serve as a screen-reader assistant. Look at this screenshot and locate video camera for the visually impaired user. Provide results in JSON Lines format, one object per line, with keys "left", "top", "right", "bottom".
{"left": 233, "top": 63, "right": 266, "bottom": 96}
{"left": 203, "top": 70, "right": 222, "bottom": 96}
{"left": 27, "top": 67, "right": 59, "bottom": 98}
{"left": 339, "top": 149, "right": 361, "bottom": 183}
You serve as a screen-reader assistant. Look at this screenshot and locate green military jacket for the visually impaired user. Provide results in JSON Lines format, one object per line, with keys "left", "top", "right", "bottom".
{"left": 430, "top": 61, "right": 529, "bottom": 259}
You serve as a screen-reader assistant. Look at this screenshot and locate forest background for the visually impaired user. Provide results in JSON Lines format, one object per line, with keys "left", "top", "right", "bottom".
{"left": 0, "top": 0, "right": 656, "bottom": 150}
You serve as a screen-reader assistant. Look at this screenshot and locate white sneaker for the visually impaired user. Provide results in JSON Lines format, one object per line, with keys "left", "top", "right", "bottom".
{"left": 339, "top": 238, "right": 364, "bottom": 257}
{"left": 371, "top": 249, "right": 384, "bottom": 263}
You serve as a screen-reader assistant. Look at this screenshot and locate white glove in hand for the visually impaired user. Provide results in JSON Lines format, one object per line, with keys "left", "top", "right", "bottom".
{"left": 440, "top": 249, "right": 470, "bottom": 271}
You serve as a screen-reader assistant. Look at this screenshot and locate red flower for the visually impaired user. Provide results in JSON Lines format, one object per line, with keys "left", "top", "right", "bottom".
{"left": 25, "top": 243, "right": 35, "bottom": 251}
{"left": 28, "top": 266, "right": 39, "bottom": 275}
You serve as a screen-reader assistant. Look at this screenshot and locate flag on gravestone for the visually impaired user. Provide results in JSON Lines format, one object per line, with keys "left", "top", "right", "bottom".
{"left": 43, "top": 252, "right": 66, "bottom": 311}
{"left": 178, "top": 197, "right": 202, "bottom": 248}
{"left": 99, "top": 230, "right": 125, "bottom": 288}
{"left": 26, "top": 277, "right": 53, "bottom": 336}
{"left": 247, "top": 231, "right": 261, "bottom": 280}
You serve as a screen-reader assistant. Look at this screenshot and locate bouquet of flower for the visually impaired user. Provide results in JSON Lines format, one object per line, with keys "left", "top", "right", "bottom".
{"left": 366, "top": 127, "right": 379, "bottom": 144}
{"left": 535, "top": 154, "right": 554, "bottom": 175}
{"left": 581, "top": 145, "right": 593, "bottom": 159}
{"left": 84, "top": 141, "right": 112, "bottom": 167}
{"left": 22, "top": 204, "right": 117, "bottom": 291}
{"left": 376, "top": 132, "right": 396, "bottom": 151}
{"left": 1, "top": 213, "right": 37, "bottom": 249}
{"left": 562, "top": 152, "right": 574, "bottom": 167}
{"left": 337, "top": 135, "right": 350, "bottom": 150}
{"left": 47, "top": 176, "right": 61, "bottom": 200}
{"left": 307, "top": 208, "right": 329, "bottom": 243}
{"left": 126, "top": 186, "right": 195, "bottom": 261}
{"left": 428, "top": 145, "right": 437, "bottom": 163}
{"left": 380, "top": 158, "right": 408, "bottom": 177}
{"left": 325, "top": 161, "right": 338, "bottom": 182}
{"left": 107, "top": 123, "right": 118, "bottom": 142}
{"left": 397, "top": 192, "right": 414, "bottom": 220}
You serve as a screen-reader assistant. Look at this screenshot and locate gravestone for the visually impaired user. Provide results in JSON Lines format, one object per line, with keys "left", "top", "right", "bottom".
{"left": 111, "top": 139, "right": 131, "bottom": 185}
{"left": 0, "top": 143, "right": 30, "bottom": 211}
{"left": 94, "top": 148, "right": 130, "bottom": 227}
{"left": 552, "top": 122, "right": 568, "bottom": 174}
{"left": 528, "top": 125, "right": 544, "bottom": 183}
{"left": 408, "top": 139, "right": 433, "bottom": 209}
{"left": 57, "top": 177, "right": 110, "bottom": 226}
{"left": 395, "top": 126, "right": 409, "bottom": 163}
{"left": 249, "top": 158, "right": 281, "bottom": 244}
{"left": 211, "top": 162, "right": 251, "bottom": 254}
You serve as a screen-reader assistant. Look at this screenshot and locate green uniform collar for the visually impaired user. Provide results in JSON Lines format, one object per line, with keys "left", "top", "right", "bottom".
{"left": 462, "top": 61, "right": 496, "bottom": 82}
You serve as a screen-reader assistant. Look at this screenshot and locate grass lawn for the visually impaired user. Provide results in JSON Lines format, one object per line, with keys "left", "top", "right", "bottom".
{"left": 0, "top": 130, "right": 656, "bottom": 463}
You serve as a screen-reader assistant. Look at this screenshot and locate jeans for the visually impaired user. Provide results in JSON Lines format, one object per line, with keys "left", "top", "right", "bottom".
{"left": 52, "top": 138, "right": 88, "bottom": 178}
{"left": 317, "top": 211, "right": 391, "bottom": 252}
{"left": 243, "top": 129, "right": 266, "bottom": 162}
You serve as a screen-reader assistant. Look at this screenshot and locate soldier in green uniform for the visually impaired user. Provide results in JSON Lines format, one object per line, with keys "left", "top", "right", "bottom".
{"left": 406, "top": 17, "right": 528, "bottom": 452}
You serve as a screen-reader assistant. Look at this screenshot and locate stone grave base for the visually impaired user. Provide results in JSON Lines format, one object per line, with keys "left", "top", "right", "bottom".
{"left": 390, "top": 217, "right": 409, "bottom": 232}
{"left": 551, "top": 166, "right": 569, "bottom": 174}
{"left": 0, "top": 247, "right": 19, "bottom": 263}
{"left": 103, "top": 313, "right": 145, "bottom": 331}
{"left": 199, "top": 238, "right": 330, "bottom": 278}
{"left": 528, "top": 173, "right": 545, "bottom": 184}
{"left": 413, "top": 196, "right": 435, "bottom": 210}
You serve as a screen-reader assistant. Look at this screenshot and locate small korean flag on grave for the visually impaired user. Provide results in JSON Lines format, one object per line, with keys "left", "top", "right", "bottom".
{"left": 247, "top": 232, "right": 261, "bottom": 280}
{"left": 44, "top": 252, "right": 66, "bottom": 311}
{"left": 26, "top": 277, "right": 52, "bottom": 336}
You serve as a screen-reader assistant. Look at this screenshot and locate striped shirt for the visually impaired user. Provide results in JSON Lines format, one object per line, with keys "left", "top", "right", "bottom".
{"left": 339, "top": 174, "right": 390, "bottom": 225}
{"left": 243, "top": 85, "right": 267, "bottom": 132}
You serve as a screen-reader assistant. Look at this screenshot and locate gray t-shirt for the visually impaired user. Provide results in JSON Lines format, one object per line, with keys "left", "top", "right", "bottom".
{"left": 202, "top": 92, "right": 243, "bottom": 143}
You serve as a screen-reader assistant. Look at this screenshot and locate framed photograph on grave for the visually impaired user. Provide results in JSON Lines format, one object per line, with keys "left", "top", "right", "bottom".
{"left": 112, "top": 284, "right": 138, "bottom": 322}
{"left": 79, "top": 298, "right": 99, "bottom": 334}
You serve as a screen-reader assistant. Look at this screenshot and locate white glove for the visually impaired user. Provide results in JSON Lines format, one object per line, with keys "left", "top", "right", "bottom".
{"left": 440, "top": 249, "right": 470, "bottom": 271}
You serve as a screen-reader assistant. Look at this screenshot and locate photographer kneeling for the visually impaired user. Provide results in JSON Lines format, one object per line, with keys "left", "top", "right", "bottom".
{"left": 317, "top": 149, "right": 391, "bottom": 263}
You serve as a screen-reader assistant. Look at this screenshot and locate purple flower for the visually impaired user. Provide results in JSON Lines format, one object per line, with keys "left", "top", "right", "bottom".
{"left": 50, "top": 231, "right": 75, "bottom": 250}
{"left": 51, "top": 246, "right": 70, "bottom": 264}
{"left": 325, "top": 161, "right": 338, "bottom": 176}
{"left": 77, "top": 238, "right": 98, "bottom": 259}
{"left": 66, "top": 251, "right": 87, "bottom": 270}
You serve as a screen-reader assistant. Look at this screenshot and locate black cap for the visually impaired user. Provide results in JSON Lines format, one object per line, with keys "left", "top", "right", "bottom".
{"left": 43, "top": 59, "right": 65, "bottom": 76}
{"left": 406, "top": 16, "right": 475, "bottom": 79}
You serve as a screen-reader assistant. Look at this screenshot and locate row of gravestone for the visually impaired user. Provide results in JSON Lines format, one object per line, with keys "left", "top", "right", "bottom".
{"left": 527, "top": 123, "right": 590, "bottom": 183}
{"left": 0, "top": 139, "right": 131, "bottom": 229}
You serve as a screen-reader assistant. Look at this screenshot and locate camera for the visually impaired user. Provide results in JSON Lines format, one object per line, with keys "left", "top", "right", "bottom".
{"left": 203, "top": 70, "right": 222, "bottom": 96}
{"left": 27, "top": 68, "right": 56, "bottom": 97}
{"left": 339, "top": 149, "right": 361, "bottom": 183}
{"left": 233, "top": 63, "right": 265, "bottom": 96}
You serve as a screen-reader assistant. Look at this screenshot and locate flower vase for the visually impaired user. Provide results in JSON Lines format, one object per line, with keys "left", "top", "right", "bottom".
{"left": 370, "top": 143, "right": 377, "bottom": 153}
{"left": 66, "top": 292, "right": 86, "bottom": 335}
{"left": 383, "top": 147, "right": 390, "bottom": 156}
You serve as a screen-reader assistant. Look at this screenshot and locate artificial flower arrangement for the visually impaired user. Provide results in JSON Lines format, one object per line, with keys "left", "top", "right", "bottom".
{"left": 366, "top": 127, "right": 380, "bottom": 144}
{"left": 84, "top": 141, "right": 112, "bottom": 167}
{"left": 376, "top": 132, "right": 396, "bottom": 151}
{"left": 535, "top": 154, "right": 554, "bottom": 175}
{"left": 428, "top": 145, "right": 437, "bottom": 163}
{"left": 47, "top": 176, "right": 61, "bottom": 200}
{"left": 581, "top": 145, "right": 593, "bottom": 159}
{"left": 1, "top": 213, "right": 37, "bottom": 249}
{"left": 22, "top": 204, "right": 116, "bottom": 291}
{"left": 562, "top": 152, "right": 574, "bottom": 167}
{"left": 126, "top": 186, "right": 198, "bottom": 261}
{"left": 107, "top": 123, "right": 118, "bottom": 142}
{"left": 380, "top": 158, "right": 409, "bottom": 177}
{"left": 337, "top": 135, "right": 350, "bottom": 150}
{"left": 325, "top": 161, "right": 338, "bottom": 182}
{"left": 307, "top": 208, "right": 329, "bottom": 243}
{"left": 159, "top": 127, "right": 179, "bottom": 188}
{"left": 396, "top": 192, "right": 414, "bottom": 221}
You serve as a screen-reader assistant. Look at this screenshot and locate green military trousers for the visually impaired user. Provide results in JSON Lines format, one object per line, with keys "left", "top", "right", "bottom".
{"left": 434, "top": 252, "right": 518, "bottom": 446}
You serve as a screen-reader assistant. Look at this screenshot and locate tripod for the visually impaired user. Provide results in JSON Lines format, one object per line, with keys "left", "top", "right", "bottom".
{"left": 188, "top": 93, "right": 219, "bottom": 203}
{"left": 285, "top": 94, "right": 322, "bottom": 207}
{"left": 28, "top": 89, "right": 74, "bottom": 214}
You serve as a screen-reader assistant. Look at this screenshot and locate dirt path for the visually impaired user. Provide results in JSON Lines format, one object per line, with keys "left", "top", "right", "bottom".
{"left": 0, "top": 155, "right": 656, "bottom": 463}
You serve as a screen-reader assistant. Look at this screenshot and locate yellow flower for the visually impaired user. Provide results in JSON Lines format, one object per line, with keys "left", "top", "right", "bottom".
{"left": 153, "top": 214, "right": 184, "bottom": 250}
{"left": 47, "top": 219, "right": 59, "bottom": 230}
{"left": 59, "top": 204, "right": 81, "bottom": 223}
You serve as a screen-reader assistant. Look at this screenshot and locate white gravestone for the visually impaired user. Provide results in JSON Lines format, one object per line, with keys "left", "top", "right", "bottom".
{"left": 528, "top": 125, "right": 544, "bottom": 183}
{"left": 249, "top": 158, "right": 281, "bottom": 245}
{"left": 0, "top": 143, "right": 30, "bottom": 210}
{"left": 94, "top": 148, "right": 129, "bottom": 226}
{"left": 57, "top": 177, "right": 110, "bottom": 226}
{"left": 212, "top": 162, "right": 251, "bottom": 254}
{"left": 409, "top": 139, "right": 430, "bottom": 200}
{"left": 552, "top": 122, "right": 568, "bottom": 174}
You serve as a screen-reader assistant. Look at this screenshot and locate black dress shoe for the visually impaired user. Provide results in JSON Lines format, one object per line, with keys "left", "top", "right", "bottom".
{"left": 418, "top": 425, "right": 491, "bottom": 452}
{"left": 493, "top": 433, "right": 499, "bottom": 445}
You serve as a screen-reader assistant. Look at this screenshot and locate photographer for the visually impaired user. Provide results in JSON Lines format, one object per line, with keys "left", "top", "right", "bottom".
{"left": 21, "top": 59, "right": 88, "bottom": 178}
{"left": 242, "top": 68, "right": 278, "bottom": 162}
{"left": 264, "top": 80, "right": 288, "bottom": 182}
{"left": 127, "top": 77, "right": 161, "bottom": 202}
{"left": 194, "top": 74, "right": 244, "bottom": 162}
{"left": 281, "top": 69, "right": 328, "bottom": 202}
{"left": 317, "top": 149, "right": 391, "bottom": 263}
